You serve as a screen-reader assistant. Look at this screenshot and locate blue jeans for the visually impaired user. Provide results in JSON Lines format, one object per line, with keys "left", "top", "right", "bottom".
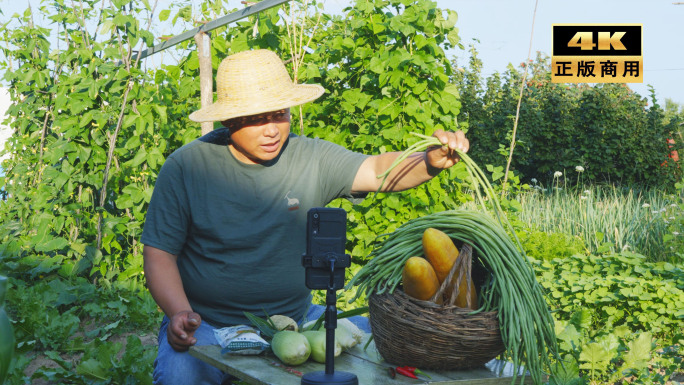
{"left": 152, "top": 305, "right": 370, "bottom": 385}
{"left": 153, "top": 316, "right": 231, "bottom": 385}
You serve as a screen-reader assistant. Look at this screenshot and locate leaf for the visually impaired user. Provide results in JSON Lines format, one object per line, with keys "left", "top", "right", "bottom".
{"left": 596, "top": 333, "right": 620, "bottom": 356}
{"left": 159, "top": 9, "right": 171, "bottom": 21}
{"left": 370, "top": 56, "right": 389, "bottom": 75}
{"left": 99, "top": 19, "right": 114, "bottom": 35}
{"left": 115, "top": 194, "right": 133, "bottom": 209}
{"left": 595, "top": 231, "right": 604, "bottom": 243}
{"left": 620, "top": 332, "right": 652, "bottom": 373}
{"left": 140, "top": 30, "right": 155, "bottom": 47}
{"left": 444, "top": 83, "right": 459, "bottom": 97}
{"left": 579, "top": 342, "right": 612, "bottom": 372}
{"left": 86, "top": 245, "right": 104, "bottom": 266}
{"left": 557, "top": 323, "right": 582, "bottom": 352}
{"left": 153, "top": 104, "right": 167, "bottom": 124}
{"left": 569, "top": 309, "right": 592, "bottom": 330}
{"left": 72, "top": 257, "right": 93, "bottom": 277}
{"left": 447, "top": 28, "right": 460, "bottom": 46}
{"left": 70, "top": 242, "right": 87, "bottom": 255}
{"left": 243, "top": 311, "right": 278, "bottom": 339}
{"left": 122, "top": 183, "right": 144, "bottom": 204}
{"left": 486, "top": 164, "right": 504, "bottom": 181}
{"left": 549, "top": 355, "right": 582, "bottom": 385}
{"left": 124, "top": 148, "right": 148, "bottom": 167}
{"left": 306, "top": 306, "right": 368, "bottom": 334}
{"left": 337, "top": 307, "right": 368, "bottom": 319}
{"left": 76, "top": 358, "right": 108, "bottom": 380}
{"left": 35, "top": 237, "right": 69, "bottom": 252}
{"left": 371, "top": 21, "right": 386, "bottom": 35}
{"left": 117, "top": 266, "right": 143, "bottom": 281}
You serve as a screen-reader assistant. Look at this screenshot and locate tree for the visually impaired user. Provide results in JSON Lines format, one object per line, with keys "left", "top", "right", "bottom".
{"left": 454, "top": 50, "right": 680, "bottom": 188}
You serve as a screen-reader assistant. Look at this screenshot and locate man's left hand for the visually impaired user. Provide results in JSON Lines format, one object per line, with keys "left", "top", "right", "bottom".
{"left": 425, "top": 129, "right": 469, "bottom": 172}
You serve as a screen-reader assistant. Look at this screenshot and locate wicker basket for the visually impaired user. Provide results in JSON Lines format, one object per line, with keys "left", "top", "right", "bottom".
{"left": 368, "top": 244, "right": 506, "bottom": 370}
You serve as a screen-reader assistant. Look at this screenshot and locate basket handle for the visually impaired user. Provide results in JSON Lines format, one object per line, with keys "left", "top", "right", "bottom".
{"left": 429, "top": 243, "right": 474, "bottom": 307}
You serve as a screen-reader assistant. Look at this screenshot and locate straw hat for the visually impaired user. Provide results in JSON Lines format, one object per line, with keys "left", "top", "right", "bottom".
{"left": 189, "top": 49, "right": 324, "bottom": 122}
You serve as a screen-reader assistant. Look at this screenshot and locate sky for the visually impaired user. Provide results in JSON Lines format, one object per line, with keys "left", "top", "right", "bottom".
{"left": 431, "top": 0, "right": 684, "bottom": 106}
{"left": 0, "top": 0, "right": 683, "bottom": 106}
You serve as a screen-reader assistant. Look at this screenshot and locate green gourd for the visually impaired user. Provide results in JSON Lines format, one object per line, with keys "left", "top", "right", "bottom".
{"left": 301, "top": 330, "right": 341, "bottom": 363}
{"left": 270, "top": 331, "right": 310, "bottom": 366}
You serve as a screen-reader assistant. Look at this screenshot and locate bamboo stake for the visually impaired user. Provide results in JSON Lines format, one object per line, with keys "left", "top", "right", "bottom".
{"left": 501, "top": 0, "right": 539, "bottom": 195}
{"left": 282, "top": 0, "right": 321, "bottom": 135}
{"left": 194, "top": 30, "right": 213, "bottom": 135}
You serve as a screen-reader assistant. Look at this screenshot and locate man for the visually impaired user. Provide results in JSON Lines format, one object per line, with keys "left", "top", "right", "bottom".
{"left": 141, "top": 49, "right": 468, "bottom": 384}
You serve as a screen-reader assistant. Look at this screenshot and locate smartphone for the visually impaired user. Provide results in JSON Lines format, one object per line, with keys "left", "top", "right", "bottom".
{"left": 302, "top": 207, "right": 350, "bottom": 290}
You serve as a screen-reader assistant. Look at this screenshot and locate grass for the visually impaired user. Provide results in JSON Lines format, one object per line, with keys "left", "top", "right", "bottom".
{"left": 515, "top": 179, "right": 678, "bottom": 262}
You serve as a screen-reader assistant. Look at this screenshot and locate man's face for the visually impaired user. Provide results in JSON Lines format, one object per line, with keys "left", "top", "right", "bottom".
{"left": 227, "top": 109, "right": 291, "bottom": 164}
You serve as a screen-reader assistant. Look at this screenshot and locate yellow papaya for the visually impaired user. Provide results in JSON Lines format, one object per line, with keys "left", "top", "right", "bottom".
{"left": 450, "top": 274, "right": 478, "bottom": 310}
{"left": 422, "top": 228, "right": 459, "bottom": 284}
{"left": 423, "top": 228, "right": 478, "bottom": 309}
{"left": 402, "top": 256, "right": 440, "bottom": 301}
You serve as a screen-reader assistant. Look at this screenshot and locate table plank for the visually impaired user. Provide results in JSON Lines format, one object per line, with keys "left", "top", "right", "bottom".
{"left": 190, "top": 334, "right": 540, "bottom": 385}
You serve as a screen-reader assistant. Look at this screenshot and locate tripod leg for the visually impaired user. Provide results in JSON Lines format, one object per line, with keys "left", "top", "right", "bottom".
{"left": 324, "top": 288, "right": 337, "bottom": 375}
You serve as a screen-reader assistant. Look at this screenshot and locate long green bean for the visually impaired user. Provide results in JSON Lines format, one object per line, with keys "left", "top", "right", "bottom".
{"left": 348, "top": 132, "right": 560, "bottom": 385}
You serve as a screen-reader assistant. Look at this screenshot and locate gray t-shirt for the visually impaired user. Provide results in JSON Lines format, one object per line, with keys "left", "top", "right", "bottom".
{"left": 141, "top": 128, "right": 368, "bottom": 327}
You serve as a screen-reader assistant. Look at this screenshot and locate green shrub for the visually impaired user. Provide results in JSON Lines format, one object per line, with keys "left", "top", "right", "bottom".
{"left": 533, "top": 252, "right": 684, "bottom": 384}
{"left": 532, "top": 252, "right": 683, "bottom": 343}
{"left": 454, "top": 50, "right": 682, "bottom": 189}
{"left": 518, "top": 229, "right": 585, "bottom": 261}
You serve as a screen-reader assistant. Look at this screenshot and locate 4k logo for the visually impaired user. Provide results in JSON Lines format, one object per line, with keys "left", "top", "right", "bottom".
{"left": 568, "top": 31, "right": 626, "bottom": 51}
{"left": 552, "top": 24, "right": 643, "bottom": 83}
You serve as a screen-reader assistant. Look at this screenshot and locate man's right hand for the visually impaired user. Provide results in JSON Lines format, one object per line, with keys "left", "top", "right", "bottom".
{"left": 167, "top": 310, "right": 202, "bottom": 351}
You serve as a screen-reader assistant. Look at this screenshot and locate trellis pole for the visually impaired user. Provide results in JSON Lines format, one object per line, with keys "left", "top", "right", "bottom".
{"left": 501, "top": 0, "right": 539, "bottom": 195}
{"left": 132, "top": 0, "right": 290, "bottom": 136}
{"left": 132, "top": 0, "right": 289, "bottom": 61}
{"left": 194, "top": 30, "right": 213, "bottom": 135}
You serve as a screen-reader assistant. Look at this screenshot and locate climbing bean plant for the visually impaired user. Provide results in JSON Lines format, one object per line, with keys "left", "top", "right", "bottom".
{"left": 302, "top": 0, "right": 470, "bottom": 264}
{"left": 0, "top": 0, "right": 466, "bottom": 289}
{"left": 0, "top": 0, "right": 181, "bottom": 286}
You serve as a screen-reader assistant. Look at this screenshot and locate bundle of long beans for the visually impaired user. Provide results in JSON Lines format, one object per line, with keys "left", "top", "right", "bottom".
{"left": 346, "top": 133, "right": 559, "bottom": 384}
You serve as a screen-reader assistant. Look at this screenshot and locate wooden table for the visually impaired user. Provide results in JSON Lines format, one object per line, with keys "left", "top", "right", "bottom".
{"left": 190, "top": 334, "right": 538, "bottom": 384}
